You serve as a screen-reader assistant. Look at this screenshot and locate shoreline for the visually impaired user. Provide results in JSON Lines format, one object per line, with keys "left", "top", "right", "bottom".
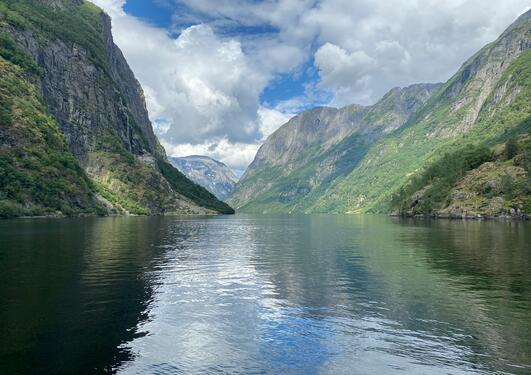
{"left": 2, "top": 211, "right": 228, "bottom": 221}
{"left": 390, "top": 212, "right": 530, "bottom": 221}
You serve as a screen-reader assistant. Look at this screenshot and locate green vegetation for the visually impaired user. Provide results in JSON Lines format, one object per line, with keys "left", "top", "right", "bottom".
{"left": 0, "top": 0, "right": 108, "bottom": 71}
{"left": 309, "top": 35, "right": 531, "bottom": 214}
{"left": 505, "top": 137, "right": 518, "bottom": 160}
{"left": 0, "top": 1, "right": 233, "bottom": 217}
{"left": 0, "top": 33, "right": 40, "bottom": 75}
{"left": 390, "top": 145, "right": 493, "bottom": 213}
{"left": 391, "top": 135, "right": 531, "bottom": 217}
{"left": 0, "top": 56, "right": 101, "bottom": 218}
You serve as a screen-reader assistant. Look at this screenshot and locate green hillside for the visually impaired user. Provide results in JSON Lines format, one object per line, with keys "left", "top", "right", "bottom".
{"left": 231, "top": 84, "right": 440, "bottom": 213}
{"left": 0, "top": 36, "right": 101, "bottom": 218}
{"left": 391, "top": 135, "right": 531, "bottom": 218}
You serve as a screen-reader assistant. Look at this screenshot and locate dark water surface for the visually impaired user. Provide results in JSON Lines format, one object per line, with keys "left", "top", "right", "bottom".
{"left": 0, "top": 215, "right": 530, "bottom": 374}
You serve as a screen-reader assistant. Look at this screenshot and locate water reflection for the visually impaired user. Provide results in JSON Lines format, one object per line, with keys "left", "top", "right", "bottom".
{"left": 0, "top": 217, "right": 170, "bottom": 373}
{"left": 0, "top": 215, "right": 529, "bottom": 374}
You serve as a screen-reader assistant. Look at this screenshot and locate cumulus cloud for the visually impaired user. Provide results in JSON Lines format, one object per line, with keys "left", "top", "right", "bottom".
{"left": 167, "top": 0, "right": 530, "bottom": 106}
{"left": 91, "top": 0, "right": 530, "bottom": 171}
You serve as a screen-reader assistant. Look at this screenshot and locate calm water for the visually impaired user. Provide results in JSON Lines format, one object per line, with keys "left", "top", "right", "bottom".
{"left": 0, "top": 215, "right": 530, "bottom": 374}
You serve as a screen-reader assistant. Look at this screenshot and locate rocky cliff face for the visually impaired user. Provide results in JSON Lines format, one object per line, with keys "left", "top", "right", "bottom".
{"left": 170, "top": 156, "right": 238, "bottom": 201}
{"left": 229, "top": 83, "right": 440, "bottom": 212}
{"left": 0, "top": 0, "right": 233, "bottom": 216}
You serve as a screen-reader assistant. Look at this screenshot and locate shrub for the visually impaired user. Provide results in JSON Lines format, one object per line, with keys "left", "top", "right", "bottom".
{"left": 391, "top": 144, "right": 493, "bottom": 213}
{"left": 0, "top": 200, "right": 25, "bottom": 218}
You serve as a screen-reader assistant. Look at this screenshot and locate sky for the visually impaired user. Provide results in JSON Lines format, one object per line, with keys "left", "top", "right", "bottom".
{"left": 91, "top": 0, "right": 530, "bottom": 175}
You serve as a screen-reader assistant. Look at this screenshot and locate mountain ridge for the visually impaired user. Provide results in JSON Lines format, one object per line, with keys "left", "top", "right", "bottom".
{"left": 229, "top": 83, "right": 442, "bottom": 212}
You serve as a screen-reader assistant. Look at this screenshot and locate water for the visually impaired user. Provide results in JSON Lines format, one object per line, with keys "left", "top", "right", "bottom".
{"left": 0, "top": 215, "right": 530, "bottom": 374}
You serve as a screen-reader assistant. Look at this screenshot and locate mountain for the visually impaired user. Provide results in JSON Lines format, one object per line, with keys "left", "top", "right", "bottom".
{"left": 0, "top": 0, "right": 233, "bottom": 217}
{"left": 169, "top": 155, "right": 238, "bottom": 201}
{"left": 228, "top": 83, "right": 441, "bottom": 212}
{"left": 229, "top": 9, "right": 531, "bottom": 217}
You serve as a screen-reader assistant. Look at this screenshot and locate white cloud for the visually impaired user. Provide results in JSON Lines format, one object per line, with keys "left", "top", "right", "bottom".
{"left": 159, "top": 106, "right": 292, "bottom": 173}
{"left": 166, "top": 0, "right": 530, "bottom": 106}
{"left": 161, "top": 139, "right": 259, "bottom": 176}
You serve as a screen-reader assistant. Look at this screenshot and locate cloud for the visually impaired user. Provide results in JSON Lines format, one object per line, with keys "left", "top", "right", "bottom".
{"left": 91, "top": 0, "right": 530, "bottom": 171}
{"left": 164, "top": 0, "right": 530, "bottom": 106}
{"left": 159, "top": 107, "right": 292, "bottom": 173}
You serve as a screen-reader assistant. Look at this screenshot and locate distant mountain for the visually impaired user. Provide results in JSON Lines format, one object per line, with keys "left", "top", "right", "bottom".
{"left": 229, "top": 9, "right": 531, "bottom": 217}
{"left": 170, "top": 156, "right": 238, "bottom": 201}
{"left": 0, "top": 0, "right": 233, "bottom": 217}
{"left": 228, "top": 83, "right": 441, "bottom": 212}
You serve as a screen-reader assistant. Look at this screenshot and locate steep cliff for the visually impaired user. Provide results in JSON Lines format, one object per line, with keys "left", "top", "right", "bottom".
{"left": 0, "top": 0, "right": 233, "bottom": 216}
{"left": 170, "top": 155, "right": 238, "bottom": 201}
{"left": 229, "top": 83, "right": 440, "bottom": 212}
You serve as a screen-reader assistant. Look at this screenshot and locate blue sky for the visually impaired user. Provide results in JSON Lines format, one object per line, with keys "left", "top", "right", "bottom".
{"left": 92, "top": 0, "right": 530, "bottom": 172}
{"left": 123, "top": 0, "right": 327, "bottom": 110}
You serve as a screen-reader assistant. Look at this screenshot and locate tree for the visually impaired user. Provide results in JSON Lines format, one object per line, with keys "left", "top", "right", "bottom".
{"left": 505, "top": 137, "right": 518, "bottom": 160}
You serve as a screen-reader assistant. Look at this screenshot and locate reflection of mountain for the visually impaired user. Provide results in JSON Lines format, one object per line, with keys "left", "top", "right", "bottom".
{"left": 355, "top": 217, "right": 531, "bottom": 373}
{"left": 1, "top": 217, "right": 529, "bottom": 373}
{"left": 0, "top": 217, "right": 173, "bottom": 373}
{"left": 243, "top": 216, "right": 531, "bottom": 373}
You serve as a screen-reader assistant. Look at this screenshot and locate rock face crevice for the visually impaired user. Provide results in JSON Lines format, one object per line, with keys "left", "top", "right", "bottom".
{"left": 101, "top": 12, "right": 160, "bottom": 156}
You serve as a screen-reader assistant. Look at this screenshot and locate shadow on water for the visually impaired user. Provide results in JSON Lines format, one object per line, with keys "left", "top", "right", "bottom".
{"left": 0, "top": 217, "right": 183, "bottom": 374}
